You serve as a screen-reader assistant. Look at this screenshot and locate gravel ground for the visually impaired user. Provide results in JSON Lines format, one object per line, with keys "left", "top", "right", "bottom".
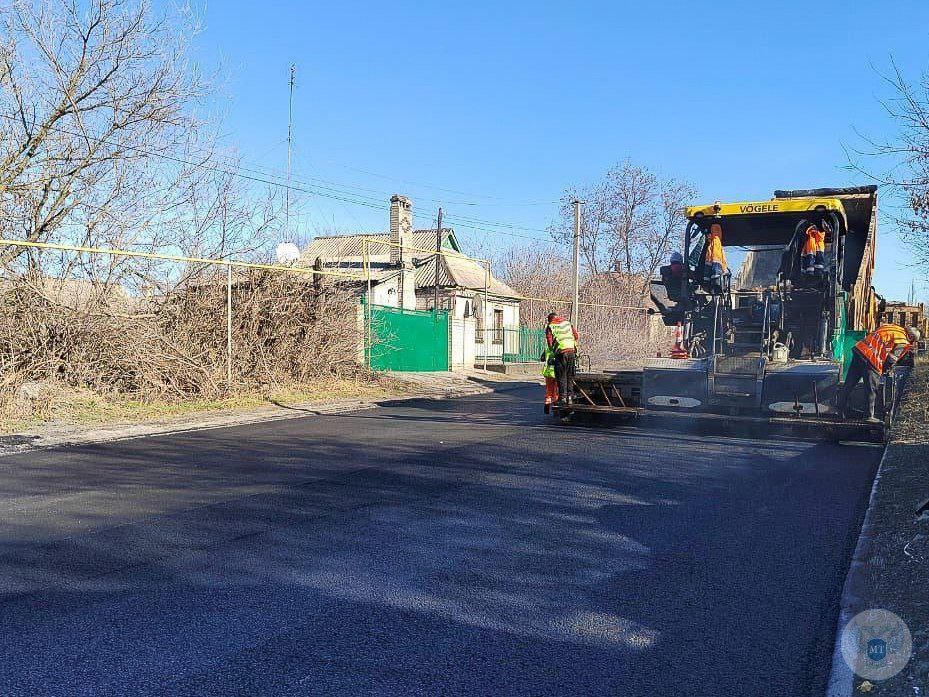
{"left": 837, "top": 361, "right": 929, "bottom": 695}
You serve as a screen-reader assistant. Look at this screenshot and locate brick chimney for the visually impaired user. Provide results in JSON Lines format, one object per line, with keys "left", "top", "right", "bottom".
{"left": 389, "top": 194, "right": 412, "bottom": 266}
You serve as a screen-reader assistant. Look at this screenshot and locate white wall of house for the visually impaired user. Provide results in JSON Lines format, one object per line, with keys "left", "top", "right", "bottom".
{"left": 453, "top": 293, "right": 476, "bottom": 319}
{"left": 369, "top": 277, "right": 400, "bottom": 307}
{"left": 399, "top": 268, "right": 417, "bottom": 310}
{"left": 450, "top": 317, "right": 476, "bottom": 370}
{"left": 475, "top": 297, "right": 521, "bottom": 362}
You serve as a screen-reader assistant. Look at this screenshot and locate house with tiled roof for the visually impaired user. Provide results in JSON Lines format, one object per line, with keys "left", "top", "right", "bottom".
{"left": 301, "top": 195, "right": 523, "bottom": 367}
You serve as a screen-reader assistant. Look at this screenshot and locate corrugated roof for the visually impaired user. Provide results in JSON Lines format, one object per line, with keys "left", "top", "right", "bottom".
{"left": 299, "top": 228, "right": 518, "bottom": 298}
{"left": 300, "top": 229, "right": 459, "bottom": 265}
{"left": 414, "top": 254, "right": 521, "bottom": 299}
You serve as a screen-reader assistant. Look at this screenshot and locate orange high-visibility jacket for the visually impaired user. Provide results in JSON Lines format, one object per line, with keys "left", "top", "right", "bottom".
{"left": 706, "top": 225, "right": 727, "bottom": 271}
{"left": 854, "top": 323, "right": 912, "bottom": 373}
{"left": 813, "top": 227, "right": 826, "bottom": 252}
{"left": 802, "top": 225, "right": 825, "bottom": 255}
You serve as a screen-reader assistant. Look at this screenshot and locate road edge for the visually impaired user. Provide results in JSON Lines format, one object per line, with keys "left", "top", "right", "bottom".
{"left": 0, "top": 378, "right": 536, "bottom": 457}
{"left": 824, "top": 442, "right": 888, "bottom": 697}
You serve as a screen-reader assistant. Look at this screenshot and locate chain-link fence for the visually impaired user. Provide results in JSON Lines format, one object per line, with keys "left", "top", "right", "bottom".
{"left": 516, "top": 296, "right": 666, "bottom": 368}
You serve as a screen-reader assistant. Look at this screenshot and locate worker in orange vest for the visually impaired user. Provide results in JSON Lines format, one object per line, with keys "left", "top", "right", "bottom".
{"left": 801, "top": 223, "right": 826, "bottom": 275}
{"left": 839, "top": 323, "right": 920, "bottom": 423}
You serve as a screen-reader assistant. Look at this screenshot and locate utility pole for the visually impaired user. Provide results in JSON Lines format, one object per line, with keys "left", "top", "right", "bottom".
{"left": 226, "top": 264, "right": 233, "bottom": 390}
{"left": 434, "top": 207, "right": 443, "bottom": 312}
{"left": 285, "top": 64, "right": 296, "bottom": 240}
{"left": 571, "top": 199, "right": 582, "bottom": 326}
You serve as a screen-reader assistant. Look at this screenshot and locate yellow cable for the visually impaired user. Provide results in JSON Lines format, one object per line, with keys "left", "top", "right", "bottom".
{"left": 0, "top": 239, "right": 650, "bottom": 312}
{"left": 0, "top": 238, "right": 364, "bottom": 280}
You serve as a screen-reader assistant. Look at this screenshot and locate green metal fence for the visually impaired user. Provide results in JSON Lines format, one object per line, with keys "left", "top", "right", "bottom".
{"left": 366, "top": 301, "right": 450, "bottom": 372}
{"left": 475, "top": 327, "right": 547, "bottom": 364}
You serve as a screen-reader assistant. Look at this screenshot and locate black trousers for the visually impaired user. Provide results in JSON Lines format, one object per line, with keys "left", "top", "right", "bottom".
{"left": 555, "top": 350, "right": 576, "bottom": 402}
{"left": 841, "top": 352, "right": 882, "bottom": 419}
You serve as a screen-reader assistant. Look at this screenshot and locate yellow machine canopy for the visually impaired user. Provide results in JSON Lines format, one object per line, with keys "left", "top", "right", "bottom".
{"left": 685, "top": 197, "right": 847, "bottom": 247}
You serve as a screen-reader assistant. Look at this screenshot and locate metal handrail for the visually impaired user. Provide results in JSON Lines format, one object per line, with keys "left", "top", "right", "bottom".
{"left": 760, "top": 294, "right": 770, "bottom": 356}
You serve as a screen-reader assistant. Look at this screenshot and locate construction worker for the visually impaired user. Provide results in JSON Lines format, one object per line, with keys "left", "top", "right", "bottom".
{"left": 840, "top": 323, "right": 920, "bottom": 423}
{"left": 704, "top": 223, "right": 728, "bottom": 291}
{"left": 801, "top": 223, "right": 827, "bottom": 275}
{"left": 669, "top": 251, "right": 684, "bottom": 279}
{"left": 540, "top": 345, "right": 558, "bottom": 413}
{"left": 546, "top": 312, "right": 579, "bottom": 405}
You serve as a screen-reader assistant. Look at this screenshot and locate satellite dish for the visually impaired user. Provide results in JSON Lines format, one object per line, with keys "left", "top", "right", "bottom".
{"left": 276, "top": 242, "right": 301, "bottom": 265}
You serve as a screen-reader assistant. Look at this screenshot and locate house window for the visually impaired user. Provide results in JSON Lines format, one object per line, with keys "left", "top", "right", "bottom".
{"left": 492, "top": 308, "right": 504, "bottom": 344}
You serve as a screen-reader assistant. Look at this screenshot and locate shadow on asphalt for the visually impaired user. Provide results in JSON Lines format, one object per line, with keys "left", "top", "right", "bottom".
{"left": 0, "top": 386, "right": 881, "bottom": 695}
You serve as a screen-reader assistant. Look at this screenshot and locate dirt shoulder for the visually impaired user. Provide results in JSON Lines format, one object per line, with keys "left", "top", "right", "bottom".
{"left": 0, "top": 370, "right": 537, "bottom": 455}
{"left": 829, "top": 361, "right": 929, "bottom": 695}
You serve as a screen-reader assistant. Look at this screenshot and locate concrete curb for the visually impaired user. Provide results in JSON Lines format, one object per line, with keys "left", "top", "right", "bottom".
{"left": 0, "top": 378, "right": 536, "bottom": 457}
{"left": 824, "top": 442, "right": 890, "bottom": 696}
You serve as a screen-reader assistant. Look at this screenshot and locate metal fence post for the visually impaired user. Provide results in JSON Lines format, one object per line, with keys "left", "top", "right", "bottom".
{"left": 226, "top": 263, "right": 232, "bottom": 390}
{"left": 483, "top": 262, "right": 489, "bottom": 371}
{"left": 364, "top": 238, "right": 372, "bottom": 369}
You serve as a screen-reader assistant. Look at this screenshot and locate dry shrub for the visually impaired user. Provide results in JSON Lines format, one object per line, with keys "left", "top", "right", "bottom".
{"left": 510, "top": 261, "right": 672, "bottom": 367}
{"left": 578, "top": 306, "right": 667, "bottom": 366}
{"left": 0, "top": 272, "right": 363, "bottom": 403}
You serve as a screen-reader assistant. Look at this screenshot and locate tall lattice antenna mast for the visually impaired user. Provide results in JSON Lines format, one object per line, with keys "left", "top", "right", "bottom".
{"left": 285, "top": 64, "right": 296, "bottom": 241}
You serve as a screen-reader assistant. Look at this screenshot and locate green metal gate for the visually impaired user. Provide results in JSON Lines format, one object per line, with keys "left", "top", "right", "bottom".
{"left": 367, "top": 302, "right": 450, "bottom": 371}
{"left": 503, "top": 327, "right": 547, "bottom": 363}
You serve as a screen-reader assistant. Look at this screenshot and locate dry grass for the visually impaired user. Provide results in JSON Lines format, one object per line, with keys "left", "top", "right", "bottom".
{"left": 894, "top": 359, "right": 929, "bottom": 443}
{"left": 0, "top": 377, "right": 405, "bottom": 435}
{"left": 0, "top": 271, "right": 392, "bottom": 432}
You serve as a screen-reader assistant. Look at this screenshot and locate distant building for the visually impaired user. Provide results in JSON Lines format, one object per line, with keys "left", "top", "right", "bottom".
{"left": 301, "top": 195, "right": 523, "bottom": 366}
{"left": 879, "top": 300, "right": 928, "bottom": 339}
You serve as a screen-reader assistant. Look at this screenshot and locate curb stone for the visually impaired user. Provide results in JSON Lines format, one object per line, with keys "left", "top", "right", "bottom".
{"left": 825, "top": 443, "right": 889, "bottom": 697}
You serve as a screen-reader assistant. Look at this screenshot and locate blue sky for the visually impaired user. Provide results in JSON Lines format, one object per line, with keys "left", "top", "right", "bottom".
{"left": 184, "top": 0, "right": 929, "bottom": 301}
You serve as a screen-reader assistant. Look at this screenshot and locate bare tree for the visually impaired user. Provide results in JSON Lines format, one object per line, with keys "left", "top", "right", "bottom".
{"left": 549, "top": 160, "right": 695, "bottom": 294}
{"left": 1, "top": 1, "right": 195, "bottom": 254}
{"left": 0, "top": 0, "right": 278, "bottom": 285}
{"left": 850, "top": 61, "right": 929, "bottom": 275}
{"left": 0, "top": 1, "right": 354, "bottom": 413}
{"left": 494, "top": 243, "right": 572, "bottom": 328}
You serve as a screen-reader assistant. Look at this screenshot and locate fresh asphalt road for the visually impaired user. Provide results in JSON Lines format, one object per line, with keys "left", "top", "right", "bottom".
{"left": 0, "top": 384, "right": 881, "bottom": 696}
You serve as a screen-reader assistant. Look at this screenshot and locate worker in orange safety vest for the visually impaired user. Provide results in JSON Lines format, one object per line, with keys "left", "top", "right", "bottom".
{"left": 839, "top": 323, "right": 920, "bottom": 423}
{"left": 801, "top": 223, "right": 826, "bottom": 275}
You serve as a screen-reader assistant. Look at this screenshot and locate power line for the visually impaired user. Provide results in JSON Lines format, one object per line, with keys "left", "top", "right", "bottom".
{"left": 309, "top": 159, "right": 560, "bottom": 206}
{"left": 0, "top": 112, "right": 559, "bottom": 244}
{"left": 442, "top": 211, "right": 550, "bottom": 234}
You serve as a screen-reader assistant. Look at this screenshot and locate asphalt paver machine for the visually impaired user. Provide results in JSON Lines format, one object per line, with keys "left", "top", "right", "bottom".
{"left": 555, "top": 185, "right": 899, "bottom": 440}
